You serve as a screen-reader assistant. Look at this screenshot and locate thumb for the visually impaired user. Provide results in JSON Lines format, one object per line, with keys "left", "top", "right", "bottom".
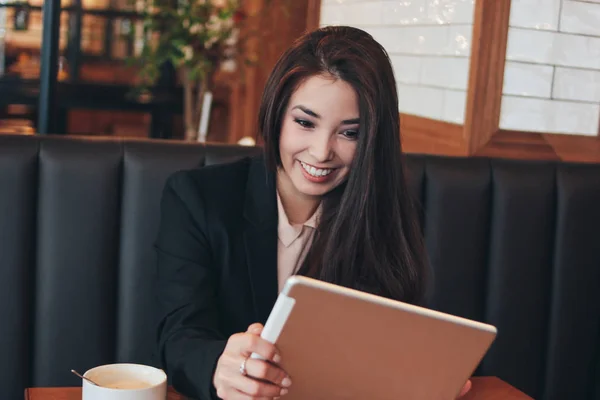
{"left": 457, "top": 379, "right": 472, "bottom": 398}
{"left": 246, "top": 323, "right": 264, "bottom": 335}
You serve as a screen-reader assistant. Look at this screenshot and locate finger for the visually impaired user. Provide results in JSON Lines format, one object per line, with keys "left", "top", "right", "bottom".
{"left": 234, "top": 375, "right": 288, "bottom": 398}
{"left": 229, "top": 388, "right": 272, "bottom": 400}
{"left": 214, "top": 385, "right": 228, "bottom": 399}
{"left": 237, "top": 334, "right": 280, "bottom": 363}
{"left": 219, "top": 354, "right": 287, "bottom": 398}
{"left": 245, "top": 357, "right": 291, "bottom": 387}
{"left": 247, "top": 323, "right": 264, "bottom": 335}
{"left": 457, "top": 379, "right": 472, "bottom": 398}
{"left": 215, "top": 387, "right": 266, "bottom": 400}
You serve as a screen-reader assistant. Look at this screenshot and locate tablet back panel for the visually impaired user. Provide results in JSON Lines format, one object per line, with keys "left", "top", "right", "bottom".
{"left": 265, "top": 276, "right": 496, "bottom": 400}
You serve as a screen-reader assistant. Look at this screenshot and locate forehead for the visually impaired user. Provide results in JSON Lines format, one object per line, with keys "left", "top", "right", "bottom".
{"left": 289, "top": 75, "right": 359, "bottom": 116}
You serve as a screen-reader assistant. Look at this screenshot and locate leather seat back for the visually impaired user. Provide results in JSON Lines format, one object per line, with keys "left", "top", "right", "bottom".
{"left": 0, "top": 134, "right": 598, "bottom": 400}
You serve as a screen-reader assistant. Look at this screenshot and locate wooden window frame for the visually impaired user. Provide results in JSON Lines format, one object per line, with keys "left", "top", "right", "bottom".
{"left": 400, "top": 0, "right": 600, "bottom": 163}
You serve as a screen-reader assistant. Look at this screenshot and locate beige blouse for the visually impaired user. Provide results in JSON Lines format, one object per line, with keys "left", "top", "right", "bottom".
{"left": 276, "top": 192, "right": 321, "bottom": 292}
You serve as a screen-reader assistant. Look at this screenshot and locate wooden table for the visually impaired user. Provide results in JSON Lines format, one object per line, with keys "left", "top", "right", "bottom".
{"left": 25, "top": 377, "right": 533, "bottom": 399}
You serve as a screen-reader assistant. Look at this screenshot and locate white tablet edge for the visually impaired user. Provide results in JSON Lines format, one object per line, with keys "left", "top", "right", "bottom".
{"left": 250, "top": 292, "right": 296, "bottom": 360}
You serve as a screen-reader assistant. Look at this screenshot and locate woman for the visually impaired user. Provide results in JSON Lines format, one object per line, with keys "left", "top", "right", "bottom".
{"left": 155, "top": 26, "right": 472, "bottom": 400}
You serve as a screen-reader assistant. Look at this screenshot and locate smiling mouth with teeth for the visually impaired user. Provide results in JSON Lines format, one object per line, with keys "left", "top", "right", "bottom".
{"left": 299, "top": 161, "right": 335, "bottom": 177}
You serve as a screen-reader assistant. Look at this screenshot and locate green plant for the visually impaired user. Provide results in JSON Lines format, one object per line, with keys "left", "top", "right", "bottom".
{"left": 129, "top": 0, "right": 241, "bottom": 140}
{"left": 128, "top": 0, "right": 288, "bottom": 141}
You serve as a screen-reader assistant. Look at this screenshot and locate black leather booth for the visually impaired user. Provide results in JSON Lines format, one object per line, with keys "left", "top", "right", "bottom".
{"left": 1, "top": 133, "right": 599, "bottom": 400}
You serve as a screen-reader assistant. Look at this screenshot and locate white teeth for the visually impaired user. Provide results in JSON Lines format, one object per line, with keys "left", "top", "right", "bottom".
{"left": 300, "top": 161, "right": 333, "bottom": 177}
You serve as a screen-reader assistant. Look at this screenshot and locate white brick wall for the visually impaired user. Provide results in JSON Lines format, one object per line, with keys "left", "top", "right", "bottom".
{"left": 500, "top": 0, "right": 600, "bottom": 136}
{"left": 553, "top": 67, "right": 600, "bottom": 103}
{"left": 320, "top": 0, "right": 600, "bottom": 137}
{"left": 320, "top": 0, "right": 475, "bottom": 124}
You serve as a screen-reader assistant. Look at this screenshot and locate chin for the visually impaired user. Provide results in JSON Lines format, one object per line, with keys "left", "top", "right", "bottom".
{"left": 295, "top": 183, "right": 334, "bottom": 198}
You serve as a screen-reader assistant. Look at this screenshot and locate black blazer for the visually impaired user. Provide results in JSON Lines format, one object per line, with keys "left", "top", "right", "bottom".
{"left": 155, "top": 155, "right": 281, "bottom": 400}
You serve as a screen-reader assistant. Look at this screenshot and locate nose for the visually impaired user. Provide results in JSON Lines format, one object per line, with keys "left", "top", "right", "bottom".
{"left": 308, "top": 132, "right": 334, "bottom": 163}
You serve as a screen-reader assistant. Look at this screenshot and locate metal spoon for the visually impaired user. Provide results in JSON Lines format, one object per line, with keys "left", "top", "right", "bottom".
{"left": 71, "top": 369, "right": 100, "bottom": 386}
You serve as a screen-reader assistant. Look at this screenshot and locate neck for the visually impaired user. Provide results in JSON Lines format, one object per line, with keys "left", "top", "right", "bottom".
{"left": 277, "top": 169, "right": 321, "bottom": 225}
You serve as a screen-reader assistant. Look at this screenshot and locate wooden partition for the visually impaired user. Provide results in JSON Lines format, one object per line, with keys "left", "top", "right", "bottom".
{"left": 227, "top": 0, "right": 311, "bottom": 144}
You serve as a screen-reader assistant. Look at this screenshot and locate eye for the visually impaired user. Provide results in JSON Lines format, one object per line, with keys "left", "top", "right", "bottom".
{"left": 294, "top": 118, "right": 315, "bottom": 129}
{"left": 341, "top": 129, "right": 359, "bottom": 140}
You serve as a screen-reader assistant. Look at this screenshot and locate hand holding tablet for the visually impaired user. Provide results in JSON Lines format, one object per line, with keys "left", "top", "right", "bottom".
{"left": 251, "top": 276, "right": 497, "bottom": 400}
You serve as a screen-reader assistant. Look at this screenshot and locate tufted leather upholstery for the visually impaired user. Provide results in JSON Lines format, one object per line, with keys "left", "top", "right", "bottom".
{"left": 0, "top": 134, "right": 598, "bottom": 400}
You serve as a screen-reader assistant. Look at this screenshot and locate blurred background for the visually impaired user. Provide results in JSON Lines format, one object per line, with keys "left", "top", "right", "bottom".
{"left": 0, "top": 0, "right": 598, "bottom": 161}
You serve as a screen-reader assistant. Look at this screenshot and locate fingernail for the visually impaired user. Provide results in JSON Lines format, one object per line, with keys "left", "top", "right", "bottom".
{"left": 280, "top": 388, "right": 289, "bottom": 396}
{"left": 281, "top": 377, "right": 292, "bottom": 387}
{"left": 273, "top": 353, "right": 282, "bottom": 363}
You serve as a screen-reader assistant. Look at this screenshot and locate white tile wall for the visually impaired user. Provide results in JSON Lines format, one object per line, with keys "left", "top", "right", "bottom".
{"left": 552, "top": 101, "right": 600, "bottom": 135}
{"left": 319, "top": 4, "right": 343, "bottom": 26}
{"left": 397, "top": 84, "right": 444, "bottom": 120}
{"left": 390, "top": 55, "right": 422, "bottom": 85}
{"left": 509, "top": 0, "right": 561, "bottom": 30}
{"left": 397, "top": 26, "right": 451, "bottom": 55}
{"left": 505, "top": 28, "right": 600, "bottom": 71}
{"left": 420, "top": 57, "right": 470, "bottom": 90}
{"left": 501, "top": 97, "right": 553, "bottom": 132}
{"left": 502, "top": 62, "right": 554, "bottom": 98}
{"left": 442, "top": 90, "right": 467, "bottom": 123}
{"left": 322, "top": 0, "right": 475, "bottom": 26}
{"left": 426, "top": 0, "right": 476, "bottom": 24}
{"left": 321, "top": 2, "right": 383, "bottom": 26}
{"left": 501, "top": 96, "right": 600, "bottom": 136}
{"left": 364, "top": 25, "right": 472, "bottom": 56}
{"left": 501, "top": 0, "right": 600, "bottom": 136}
{"left": 447, "top": 24, "right": 473, "bottom": 56}
{"left": 560, "top": 0, "right": 600, "bottom": 36}
{"left": 381, "top": 0, "right": 428, "bottom": 26}
{"left": 553, "top": 67, "right": 600, "bottom": 102}
{"left": 552, "top": 33, "right": 600, "bottom": 70}
{"left": 321, "top": 0, "right": 367, "bottom": 4}
{"left": 506, "top": 29, "right": 557, "bottom": 64}
{"left": 320, "top": 1, "right": 475, "bottom": 124}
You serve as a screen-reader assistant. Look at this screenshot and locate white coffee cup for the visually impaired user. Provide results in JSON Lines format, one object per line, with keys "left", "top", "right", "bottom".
{"left": 82, "top": 363, "right": 167, "bottom": 400}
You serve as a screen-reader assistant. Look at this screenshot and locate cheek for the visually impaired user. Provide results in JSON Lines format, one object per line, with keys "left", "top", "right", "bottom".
{"left": 338, "top": 141, "right": 358, "bottom": 166}
{"left": 278, "top": 121, "right": 294, "bottom": 160}
{"left": 279, "top": 122, "right": 304, "bottom": 158}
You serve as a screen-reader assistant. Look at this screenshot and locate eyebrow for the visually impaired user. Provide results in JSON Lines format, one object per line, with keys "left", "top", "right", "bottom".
{"left": 292, "top": 105, "right": 360, "bottom": 125}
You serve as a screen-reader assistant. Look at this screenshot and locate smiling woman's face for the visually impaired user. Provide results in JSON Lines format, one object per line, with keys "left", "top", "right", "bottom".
{"left": 277, "top": 74, "right": 360, "bottom": 200}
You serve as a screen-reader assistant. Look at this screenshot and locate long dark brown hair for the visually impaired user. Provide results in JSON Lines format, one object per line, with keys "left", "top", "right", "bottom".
{"left": 258, "top": 26, "right": 429, "bottom": 305}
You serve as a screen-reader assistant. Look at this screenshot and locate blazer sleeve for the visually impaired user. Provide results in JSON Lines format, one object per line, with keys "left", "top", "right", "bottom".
{"left": 154, "top": 171, "right": 227, "bottom": 400}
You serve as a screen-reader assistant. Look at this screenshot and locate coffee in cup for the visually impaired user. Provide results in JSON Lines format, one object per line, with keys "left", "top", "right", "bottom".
{"left": 82, "top": 363, "right": 167, "bottom": 400}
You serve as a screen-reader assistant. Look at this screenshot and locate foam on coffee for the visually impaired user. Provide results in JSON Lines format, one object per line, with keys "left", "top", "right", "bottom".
{"left": 104, "top": 380, "right": 153, "bottom": 390}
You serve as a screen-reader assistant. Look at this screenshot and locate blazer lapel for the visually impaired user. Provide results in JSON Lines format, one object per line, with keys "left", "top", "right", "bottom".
{"left": 243, "top": 156, "right": 279, "bottom": 324}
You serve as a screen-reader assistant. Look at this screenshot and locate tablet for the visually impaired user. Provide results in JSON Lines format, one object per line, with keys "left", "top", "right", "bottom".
{"left": 252, "top": 275, "right": 497, "bottom": 400}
